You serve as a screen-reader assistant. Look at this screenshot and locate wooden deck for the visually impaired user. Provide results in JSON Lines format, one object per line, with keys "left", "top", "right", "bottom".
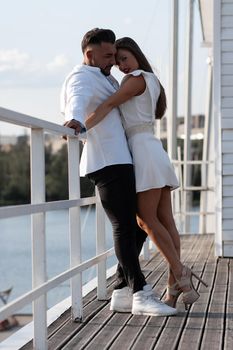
{"left": 22, "top": 234, "right": 233, "bottom": 350}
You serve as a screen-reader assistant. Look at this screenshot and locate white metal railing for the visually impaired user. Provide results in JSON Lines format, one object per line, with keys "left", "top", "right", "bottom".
{"left": 0, "top": 107, "right": 120, "bottom": 350}
{"left": 172, "top": 153, "right": 215, "bottom": 234}
{"left": 0, "top": 106, "right": 214, "bottom": 349}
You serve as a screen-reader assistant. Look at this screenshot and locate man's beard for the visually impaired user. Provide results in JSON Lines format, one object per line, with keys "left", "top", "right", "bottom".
{"left": 101, "top": 67, "right": 112, "bottom": 76}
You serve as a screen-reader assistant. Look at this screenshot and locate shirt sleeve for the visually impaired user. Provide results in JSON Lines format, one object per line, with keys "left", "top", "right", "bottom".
{"left": 62, "top": 70, "right": 94, "bottom": 128}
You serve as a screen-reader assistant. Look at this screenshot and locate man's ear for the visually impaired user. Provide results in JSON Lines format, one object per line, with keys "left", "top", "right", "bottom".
{"left": 86, "top": 49, "right": 93, "bottom": 61}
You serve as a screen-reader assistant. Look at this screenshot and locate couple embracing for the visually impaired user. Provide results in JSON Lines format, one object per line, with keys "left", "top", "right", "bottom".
{"left": 61, "top": 28, "right": 207, "bottom": 317}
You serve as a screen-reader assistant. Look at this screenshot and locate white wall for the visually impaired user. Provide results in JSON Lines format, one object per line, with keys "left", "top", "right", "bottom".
{"left": 214, "top": 0, "right": 233, "bottom": 256}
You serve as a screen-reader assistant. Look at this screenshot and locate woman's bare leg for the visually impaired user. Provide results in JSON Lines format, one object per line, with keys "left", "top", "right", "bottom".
{"left": 137, "top": 188, "right": 183, "bottom": 279}
{"left": 157, "top": 187, "right": 181, "bottom": 302}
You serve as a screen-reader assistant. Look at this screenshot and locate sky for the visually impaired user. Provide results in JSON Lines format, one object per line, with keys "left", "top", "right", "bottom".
{"left": 0, "top": 0, "right": 210, "bottom": 136}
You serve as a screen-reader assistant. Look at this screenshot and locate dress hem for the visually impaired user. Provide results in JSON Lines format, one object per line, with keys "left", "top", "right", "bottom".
{"left": 136, "top": 184, "right": 179, "bottom": 193}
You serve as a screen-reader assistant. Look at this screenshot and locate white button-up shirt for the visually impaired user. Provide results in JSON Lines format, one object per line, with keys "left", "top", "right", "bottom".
{"left": 61, "top": 64, "right": 132, "bottom": 176}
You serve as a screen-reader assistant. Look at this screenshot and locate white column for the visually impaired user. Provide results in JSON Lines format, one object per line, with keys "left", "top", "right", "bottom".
{"left": 68, "top": 137, "right": 82, "bottom": 320}
{"left": 167, "top": 0, "right": 178, "bottom": 160}
{"left": 30, "top": 128, "right": 47, "bottom": 350}
{"left": 183, "top": 0, "right": 194, "bottom": 233}
{"left": 96, "top": 188, "right": 107, "bottom": 300}
{"left": 213, "top": 0, "right": 222, "bottom": 256}
{"left": 199, "top": 57, "right": 213, "bottom": 233}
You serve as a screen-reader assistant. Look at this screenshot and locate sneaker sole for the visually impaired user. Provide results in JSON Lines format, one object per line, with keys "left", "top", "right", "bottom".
{"left": 110, "top": 306, "right": 131, "bottom": 313}
{"left": 132, "top": 310, "right": 177, "bottom": 316}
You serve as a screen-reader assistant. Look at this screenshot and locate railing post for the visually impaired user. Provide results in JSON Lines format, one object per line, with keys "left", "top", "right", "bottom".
{"left": 30, "top": 128, "right": 47, "bottom": 350}
{"left": 96, "top": 188, "right": 107, "bottom": 300}
{"left": 67, "top": 136, "right": 82, "bottom": 321}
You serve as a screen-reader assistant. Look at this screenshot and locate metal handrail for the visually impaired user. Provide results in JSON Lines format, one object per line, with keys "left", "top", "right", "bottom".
{"left": 0, "top": 107, "right": 114, "bottom": 350}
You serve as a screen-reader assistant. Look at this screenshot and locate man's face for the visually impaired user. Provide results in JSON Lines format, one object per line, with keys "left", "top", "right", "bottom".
{"left": 88, "top": 42, "right": 116, "bottom": 76}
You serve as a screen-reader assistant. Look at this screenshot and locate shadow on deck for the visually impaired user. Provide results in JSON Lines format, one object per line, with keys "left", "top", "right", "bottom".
{"left": 22, "top": 234, "right": 233, "bottom": 350}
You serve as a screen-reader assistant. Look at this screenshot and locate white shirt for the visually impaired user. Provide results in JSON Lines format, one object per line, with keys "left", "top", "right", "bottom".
{"left": 60, "top": 64, "right": 132, "bottom": 175}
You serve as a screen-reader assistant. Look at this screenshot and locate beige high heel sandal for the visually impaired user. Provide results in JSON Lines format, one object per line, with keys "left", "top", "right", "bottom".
{"left": 176, "top": 266, "right": 208, "bottom": 310}
{"left": 164, "top": 282, "right": 182, "bottom": 308}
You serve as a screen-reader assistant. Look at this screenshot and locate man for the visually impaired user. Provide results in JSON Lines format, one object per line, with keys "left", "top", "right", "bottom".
{"left": 61, "top": 28, "right": 177, "bottom": 316}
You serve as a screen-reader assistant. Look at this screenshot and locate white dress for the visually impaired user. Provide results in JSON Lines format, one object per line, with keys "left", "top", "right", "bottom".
{"left": 119, "top": 69, "right": 179, "bottom": 193}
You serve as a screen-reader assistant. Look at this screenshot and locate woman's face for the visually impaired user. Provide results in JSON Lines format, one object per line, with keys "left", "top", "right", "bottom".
{"left": 115, "top": 49, "right": 139, "bottom": 74}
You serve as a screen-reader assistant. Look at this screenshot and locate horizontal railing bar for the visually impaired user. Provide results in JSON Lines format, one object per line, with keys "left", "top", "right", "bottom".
{"left": 0, "top": 248, "right": 114, "bottom": 320}
{"left": 172, "top": 159, "right": 214, "bottom": 164}
{"left": 0, "top": 198, "right": 97, "bottom": 219}
{"left": 174, "top": 211, "right": 214, "bottom": 216}
{"left": 0, "top": 107, "right": 77, "bottom": 136}
{"left": 178, "top": 186, "right": 214, "bottom": 191}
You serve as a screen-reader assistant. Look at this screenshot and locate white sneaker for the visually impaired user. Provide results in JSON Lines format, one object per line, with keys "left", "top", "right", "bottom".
{"left": 132, "top": 284, "right": 177, "bottom": 316}
{"left": 110, "top": 287, "right": 132, "bottom": 313}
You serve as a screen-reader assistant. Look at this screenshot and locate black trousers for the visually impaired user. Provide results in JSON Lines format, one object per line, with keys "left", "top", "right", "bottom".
{"left": 88, "top": 164, "right": 147, "bottom": 293}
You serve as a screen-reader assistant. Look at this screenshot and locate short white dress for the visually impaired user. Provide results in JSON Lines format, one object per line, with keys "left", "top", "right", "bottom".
{"left": 119, "top": 69, "right": 179, "bottom": 193}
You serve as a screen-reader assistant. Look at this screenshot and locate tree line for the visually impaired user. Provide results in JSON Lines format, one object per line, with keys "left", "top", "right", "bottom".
{"left": 0, "top": 135, "right": 202, "bottom": 206}
{"left": 0, "top": 135, "right": 94, "bottom": 206}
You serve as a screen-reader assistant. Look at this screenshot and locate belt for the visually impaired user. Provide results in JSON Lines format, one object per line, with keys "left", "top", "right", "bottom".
{"left": 125, "top": 123, "right": 155, "bottom": 139}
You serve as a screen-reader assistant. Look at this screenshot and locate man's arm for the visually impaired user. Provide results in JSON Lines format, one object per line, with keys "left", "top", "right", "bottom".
{"left": 61, "top": 71, "right": 93, "bottom": 135}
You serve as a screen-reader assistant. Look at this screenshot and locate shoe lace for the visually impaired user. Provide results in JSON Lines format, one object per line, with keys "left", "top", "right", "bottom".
{"left": 144, "top": 291, "right": 164, "bottom": 304}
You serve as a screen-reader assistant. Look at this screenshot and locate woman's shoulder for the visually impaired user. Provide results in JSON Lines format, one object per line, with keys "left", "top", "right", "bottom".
{"left": 125, "top": 70, "right": 159, "bottom": 84}
{"left": 121, "top": 69, "right": 151, "bottom": 84}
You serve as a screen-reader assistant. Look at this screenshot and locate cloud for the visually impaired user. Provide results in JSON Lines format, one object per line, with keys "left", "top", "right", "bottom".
{"left": 46, "top": 54, "right": 69, "bottom": 71}
{"left": 0, "top": 49, "right": 32, "bottom": 72}
{"left": 0, "top": 49, "right": 71, "bottom": 87}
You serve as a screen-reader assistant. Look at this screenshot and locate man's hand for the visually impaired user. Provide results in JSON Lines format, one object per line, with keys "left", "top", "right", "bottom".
{"left": 63, "top": 119, "right": 83, "bottom": 140}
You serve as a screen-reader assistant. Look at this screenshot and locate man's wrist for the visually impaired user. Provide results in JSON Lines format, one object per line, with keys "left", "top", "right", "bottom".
{"left": 71, "top": 119, "right": 86, "bottom": 133}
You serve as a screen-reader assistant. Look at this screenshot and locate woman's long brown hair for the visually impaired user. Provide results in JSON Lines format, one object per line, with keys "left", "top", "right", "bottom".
{"left": 115, "top": 37, "right": 167, "bottom": 119}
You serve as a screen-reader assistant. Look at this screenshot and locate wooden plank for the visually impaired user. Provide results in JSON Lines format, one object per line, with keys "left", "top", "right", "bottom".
{"left": 222, "top": 52, "right": 233, "bottom": 64}
{"left": 221, "top": 29, "right": 233, "bottom": 40}
{"left": 200, "top": 258, "right": 229, "bottom": 349}
{"left": 132, "top": 235, "right": 209, "bottom": 350}
{"left": 223, "top": 197, "right": 233, "bottom": 207}
{"left": 222, "top": 98, "right": 233, "bottom": 108}
{"left": 22, "top": 236, "right": 222, "bottom": 350}
{"left": 222, "top": 140, "right": 233, "bottom": 153}
{"left": 225, "top": 259, "right": 233, "bottom": 350}
{"left": 153, "top": 236, "right": 214, "bottom": 350}
{"left": 222, "top": 64, "right": 233, "bottom": 75}
{"left": 80, "top": 255, "right": 167, "bottom": 349}
{"left": 221, "top": 40, "right": 233, "bottom": 52}
{"left": 222, "top": 75, "right": 233, "bottom": 86}
{"left": 175, "top": 238, "right": 216, "bottom": 350}
{"left": 59, "top": 253, "right": 164, "bottom": 350}
{"left": 222, "top": 16, "right": 233, "bottom": 28}
{"left": 223, "top": 230, "right": 233, "bottom": 240}
{"left": 223, "top": 175, "right": 233, "bottom": 185}
{"left": 223, "top": 165, "right": 233, "bottom": 175}
{"left": 223, "top": 243, "right": 233, "bottom": 257}
{"left": 82, "top": 312, "right": 133, "bottom": 349}
{"left": 223, "top": 207, "right": 233, "bottom": 218}
{"left": 223, "top": 154, "right": 233, "bottom": 164}
{"left": 223, "top": 130, "right": 233, "bottom": 141}
{"left": 223, "top": 185, "right": 233, "bottom": 195}
{"left": 222, "top": 3, "right": 233, "bottom": 15}
{"left": 83, "top": 236, "right": 199, "bottom": 350}
{"left": 223, "top": 219, "right": 233, "bottom": 230}
{"left": 222, "top": 108, "right": 233, "bottom": 118}
{"left": 62, "top": 304, "right": 115, "bottom": 350}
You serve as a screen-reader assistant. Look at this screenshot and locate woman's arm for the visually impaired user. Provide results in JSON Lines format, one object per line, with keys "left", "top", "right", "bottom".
{"left": 86, "top": 75, "right": 146, "bottom": 130}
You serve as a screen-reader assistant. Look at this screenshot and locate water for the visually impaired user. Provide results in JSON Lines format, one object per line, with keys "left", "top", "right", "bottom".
{"left": 0, "top": 207, "right": 116, "bottom": 313}
{"left": 0, "top": 206, "right": 199, "bottom": 313}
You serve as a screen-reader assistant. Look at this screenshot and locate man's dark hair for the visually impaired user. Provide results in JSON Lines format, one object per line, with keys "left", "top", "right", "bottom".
{"left": 81, "top": 28, "right": 116, "bottom": 53}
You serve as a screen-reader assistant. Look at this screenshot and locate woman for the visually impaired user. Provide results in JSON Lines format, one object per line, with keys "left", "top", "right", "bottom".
{"left": 86, "top": 37, "right": 207, "bottom": 309}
